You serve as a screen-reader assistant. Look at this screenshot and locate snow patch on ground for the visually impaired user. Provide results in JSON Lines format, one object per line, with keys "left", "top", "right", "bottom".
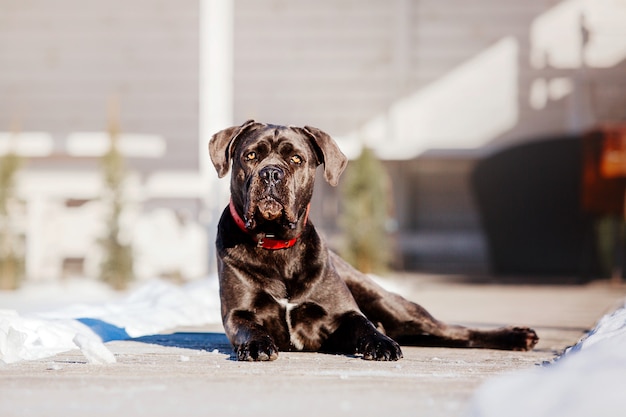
{"left": 0, "top": 276, "right": 221, "bottom": 364}
{"left": 466, "top": 302, "right": 626, "bottom": 417}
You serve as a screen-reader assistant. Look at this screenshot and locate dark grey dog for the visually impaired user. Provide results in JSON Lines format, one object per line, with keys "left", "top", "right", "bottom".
{"left": 209, "top": 120, "right": 539, "bottom": 361}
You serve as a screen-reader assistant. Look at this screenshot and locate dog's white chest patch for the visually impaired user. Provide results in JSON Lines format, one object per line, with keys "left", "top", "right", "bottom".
{"left": 276, "top": 298, "right": 305, "bottom": 350}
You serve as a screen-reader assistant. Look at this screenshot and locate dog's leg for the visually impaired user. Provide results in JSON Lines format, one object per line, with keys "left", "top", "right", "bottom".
{"left": 321, "top": 311, "right": 403, "bottom": 361}
{"left": 331, "top": 253, "right": 539, "bottom": 351}
{"left": 224, "top": 310, "right": 279, "bottom": 361}
{"left": 218, "top": 260, "right": 282, "bottom": 361}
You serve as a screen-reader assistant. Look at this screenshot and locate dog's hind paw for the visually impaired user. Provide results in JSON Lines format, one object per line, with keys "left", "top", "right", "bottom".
{"left": 509, "top": 327, "right": 539, "bottom": 351}
{"left": 480, "top": 326, "right": 539, "bottom": 351}
{"left": 359, "top": 333, "right": 403, "bottom": 361}
{"left": 236, "top": 336, "right": 279, "bottom": 361}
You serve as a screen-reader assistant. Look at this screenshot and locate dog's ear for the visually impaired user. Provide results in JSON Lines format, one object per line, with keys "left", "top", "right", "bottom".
{"left": 209, "top": 119, "right": 258, "bottom": 178}
{"left": 302, "top": 126, "right": 348, "bottom": 187}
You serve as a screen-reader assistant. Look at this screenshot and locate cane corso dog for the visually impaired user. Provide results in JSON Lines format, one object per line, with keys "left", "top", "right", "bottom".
{"left": 209, "top": 120, "right": 539, "bottom": 361}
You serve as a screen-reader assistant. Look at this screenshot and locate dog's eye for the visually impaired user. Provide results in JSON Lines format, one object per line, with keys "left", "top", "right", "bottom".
{"left": 291, "top": 155, "right": 303, "bottom": 165}
{"left": 245, "top": 152, "right": 257, "bottom": 162}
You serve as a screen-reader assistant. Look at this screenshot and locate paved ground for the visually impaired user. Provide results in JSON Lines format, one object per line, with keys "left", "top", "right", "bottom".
{"left": 2, "top": 275, "right": 625, "bottom": 417}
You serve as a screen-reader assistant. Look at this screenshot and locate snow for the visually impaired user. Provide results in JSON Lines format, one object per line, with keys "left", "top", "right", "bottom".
{"left": 466, "top": 302, "right": 626, "bottom": 417}
{"left": 73, "top": 333, "right": 116, "bottom": 364}
{"left": 0, "top": 276, "right": 221, "bottom": 365}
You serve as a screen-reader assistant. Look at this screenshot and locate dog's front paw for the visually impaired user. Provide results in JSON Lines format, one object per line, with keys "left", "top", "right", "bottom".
{"left": 359, "top": 333, "right": 403, "bottom": 361}
{"left": 236, "top": 335, "right": 279, "bottom": 361}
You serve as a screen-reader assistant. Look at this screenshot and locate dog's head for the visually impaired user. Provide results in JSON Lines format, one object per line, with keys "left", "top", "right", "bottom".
{"left": 209, "top": 120, "right": 347, "bottom": 236}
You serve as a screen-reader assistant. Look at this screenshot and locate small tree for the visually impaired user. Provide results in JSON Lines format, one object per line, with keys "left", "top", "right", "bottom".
{"left": 98, "top": 99, "right": 134, "bottom": 290}
{"left": 339, "top": 147, "right": 392, "bottom": 273}
{"left": 0, "top": 151, "right": 24, "bottom": 290}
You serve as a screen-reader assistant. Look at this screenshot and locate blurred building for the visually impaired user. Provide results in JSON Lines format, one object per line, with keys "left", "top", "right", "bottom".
{"left": 1, "top": 0, "right": 625, "bottom": 281}
{"left": 0, "top": 0, "right": 208, "bottom": 282}
{"left": 232, "top": 0, "right": 626, "bottom": 276}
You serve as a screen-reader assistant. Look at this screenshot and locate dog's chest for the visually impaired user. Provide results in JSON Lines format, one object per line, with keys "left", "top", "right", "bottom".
{"left": 263, "top": 293, "right": 329, "bottom": 352}
{"left": 274, "top": 297, "right": 304, "bottom": 349}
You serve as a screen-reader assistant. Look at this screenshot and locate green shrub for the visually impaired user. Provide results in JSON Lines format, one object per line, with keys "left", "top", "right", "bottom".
{"left": 0, "top": 151, "right": 24, "bottom": 290}
{"left": 339, "top": 147, "right": 392, "bottom": 273}
{"left": 98, "top": 109, "right": 134, "bottom": 291}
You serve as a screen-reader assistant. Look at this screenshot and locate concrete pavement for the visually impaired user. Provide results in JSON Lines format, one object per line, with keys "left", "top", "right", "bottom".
{"left": 2, "top": 275, "right": 625, "bottom": 417}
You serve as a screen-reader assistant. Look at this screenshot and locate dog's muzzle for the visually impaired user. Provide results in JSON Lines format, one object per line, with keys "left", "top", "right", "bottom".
{"left": 259, "top": 165, "right": 284, "bottom": 186}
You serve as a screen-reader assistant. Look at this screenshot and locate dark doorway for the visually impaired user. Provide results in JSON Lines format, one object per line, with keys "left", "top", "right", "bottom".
{"left": 472, "top": 137, "right": 599, "bottom": 277}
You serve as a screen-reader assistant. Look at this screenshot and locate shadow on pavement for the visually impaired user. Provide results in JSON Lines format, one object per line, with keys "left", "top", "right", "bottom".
{"left": 75, "top": 318, "right": 234, "bottom": 357}
{"left": 77, "top": 318, "right": 131, "bottom": 342}
{"left": 132, "top": 332, "right": 233, "bottom": 356}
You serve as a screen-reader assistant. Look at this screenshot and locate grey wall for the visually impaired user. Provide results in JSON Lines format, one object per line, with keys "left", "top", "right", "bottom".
{"left": 0, "top": 0, "right": 199, "bottom": 172}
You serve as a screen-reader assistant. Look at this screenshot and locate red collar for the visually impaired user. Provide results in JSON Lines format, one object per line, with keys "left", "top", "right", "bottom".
{"left": 229, "top": 199, "right": 309, "bottom": 250}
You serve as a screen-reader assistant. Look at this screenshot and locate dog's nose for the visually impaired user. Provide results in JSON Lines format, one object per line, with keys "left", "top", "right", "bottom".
{"left": 259, "top": 166, "right": 284, "bottom": 184}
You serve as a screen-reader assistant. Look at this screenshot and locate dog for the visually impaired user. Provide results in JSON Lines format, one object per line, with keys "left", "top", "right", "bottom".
{"left": 209, "top": 120, "right": 539, "bottom": 361}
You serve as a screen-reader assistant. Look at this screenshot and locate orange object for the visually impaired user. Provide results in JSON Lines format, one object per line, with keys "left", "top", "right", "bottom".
{"left": 582, "top": 124, "right": 626, "bottom": 216}
{"left": 600, "top": 128, "right": 626, "bottom": 178}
